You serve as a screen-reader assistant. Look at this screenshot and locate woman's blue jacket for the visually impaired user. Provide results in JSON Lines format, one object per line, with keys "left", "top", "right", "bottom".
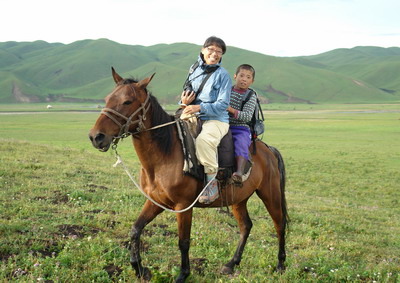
{"left": 186, "top": 56, "right": 232, "bottom": 123}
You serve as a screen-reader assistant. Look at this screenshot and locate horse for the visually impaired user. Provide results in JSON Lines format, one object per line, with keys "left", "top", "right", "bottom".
{"left": 89, "top": 67, "right": 289, "bottom": 282}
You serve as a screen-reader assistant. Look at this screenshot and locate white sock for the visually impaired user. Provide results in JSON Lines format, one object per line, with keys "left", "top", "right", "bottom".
{"left": 206, "top": 173, "right": 216, "bottom": 182}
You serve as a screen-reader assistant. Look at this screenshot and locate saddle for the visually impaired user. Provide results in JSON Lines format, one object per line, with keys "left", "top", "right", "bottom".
{"left": 176, "top": 117, "right": 252, "bottom": 185}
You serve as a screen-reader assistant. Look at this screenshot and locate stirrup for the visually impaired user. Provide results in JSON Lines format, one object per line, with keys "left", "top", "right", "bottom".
{"left": 232, "top": 172, "right": 243, "bottom": 184}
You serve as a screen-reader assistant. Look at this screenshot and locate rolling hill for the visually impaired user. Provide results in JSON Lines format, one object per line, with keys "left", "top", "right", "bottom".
{"left": 0, "top": 39, "right": 399, "bottom": 104}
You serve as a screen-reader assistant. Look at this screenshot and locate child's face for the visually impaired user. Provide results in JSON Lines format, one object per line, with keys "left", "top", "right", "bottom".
{"left": 234, "top": 69, "right": 254, "bottom": 90}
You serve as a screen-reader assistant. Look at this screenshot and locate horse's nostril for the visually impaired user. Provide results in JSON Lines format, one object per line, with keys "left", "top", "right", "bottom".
{"left": 89, "top": 134, "right": 94, "bottom": 142}
{"left": 95, "top": 133, "right": 105, "bottom": 143}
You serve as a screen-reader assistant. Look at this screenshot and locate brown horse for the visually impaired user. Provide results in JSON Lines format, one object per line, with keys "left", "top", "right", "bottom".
{"left": 89, "top": 68, "right": 288, "bottom": 282}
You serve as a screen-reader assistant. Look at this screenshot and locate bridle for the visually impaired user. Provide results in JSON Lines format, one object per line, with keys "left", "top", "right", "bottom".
{"left": 100, "top": 84, "right": 181, "bottom": 144}
{"left": 100, "top": 84, "right": 151, "bottom": 140}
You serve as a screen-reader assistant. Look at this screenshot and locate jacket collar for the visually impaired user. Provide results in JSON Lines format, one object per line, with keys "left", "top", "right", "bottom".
{"left": 198, "top": 53, "right": 222, "bottom": 71}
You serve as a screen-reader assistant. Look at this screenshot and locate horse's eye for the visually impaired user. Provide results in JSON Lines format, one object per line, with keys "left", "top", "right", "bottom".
{"left": 123, "top": 101, "right": 132, "bottom": 105}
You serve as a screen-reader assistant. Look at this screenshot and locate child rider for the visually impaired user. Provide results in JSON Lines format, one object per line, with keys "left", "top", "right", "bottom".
{"left": 227, "top": 64, "right": 257, "bottom": 184}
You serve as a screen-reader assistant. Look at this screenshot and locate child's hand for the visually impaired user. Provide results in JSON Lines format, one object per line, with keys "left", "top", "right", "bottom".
{"left": 227, "top": 106, "right": 238, "bottom": 118}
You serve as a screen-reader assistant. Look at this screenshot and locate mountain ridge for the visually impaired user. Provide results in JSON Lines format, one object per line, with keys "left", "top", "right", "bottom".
{"left": 0, "top": 39, "right": 399, "bottom": 104}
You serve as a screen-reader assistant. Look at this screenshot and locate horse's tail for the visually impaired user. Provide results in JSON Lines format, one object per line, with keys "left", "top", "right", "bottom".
{"left": 268, "top": 145, "right": 289, "bottom": 231}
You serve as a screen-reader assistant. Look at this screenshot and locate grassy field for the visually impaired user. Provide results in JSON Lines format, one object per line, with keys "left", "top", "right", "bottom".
{"left": 0, "top": 104, "right": 399, "bottom": 282}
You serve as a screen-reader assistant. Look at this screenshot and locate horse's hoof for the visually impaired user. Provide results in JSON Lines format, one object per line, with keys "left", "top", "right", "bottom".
{"left": 142, "top": 267, "right": 152, "bottom": 281}
{"left": 135, "top": 267, "right": 152, "bottom": 281}
{"left": 175, "top": 272, "right": 189, "bottom": 283}
{"left": 275, "top": 264, "right": 285, "bottom": 273}
{"left": 220, "top": 265, "right": 234, "bottom": 275}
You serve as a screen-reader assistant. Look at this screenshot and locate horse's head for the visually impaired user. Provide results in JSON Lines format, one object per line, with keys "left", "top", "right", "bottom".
{"left": 89, "top": 67, "right": 155, "bottom": 152}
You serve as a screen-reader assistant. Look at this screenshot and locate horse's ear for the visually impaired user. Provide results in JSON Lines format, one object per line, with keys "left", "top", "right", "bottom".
{"left": 111, "top": 67, "right": 124, "bottom": 84}
{"left": 137, "top": 73, "right": 155, "bottom": 89}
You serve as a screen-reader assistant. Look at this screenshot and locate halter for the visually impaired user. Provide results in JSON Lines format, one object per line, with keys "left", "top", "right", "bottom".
{"left": 100, "top": 84, "right": 151, "bottom": 140}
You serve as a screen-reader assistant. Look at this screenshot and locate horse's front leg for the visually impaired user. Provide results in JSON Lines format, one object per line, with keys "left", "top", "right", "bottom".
{"left": 130, "top": 200, "right": 164, "bottom": 280}
{"left": 175, "top": 208, "right": 193, "bottom": 283}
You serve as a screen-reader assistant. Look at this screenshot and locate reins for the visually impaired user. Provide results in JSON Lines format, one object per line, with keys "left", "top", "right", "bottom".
{"left": 100, "top": 84, "right": 208, "bottom": 213}
{"left": 112, "top": 145, "right": 211, "bottom": 213}
{"left": 100, "top": 85, "right": 192, "bottom": 139}
{"left": 108, "top": 111, "right": 209, "bottom": 213}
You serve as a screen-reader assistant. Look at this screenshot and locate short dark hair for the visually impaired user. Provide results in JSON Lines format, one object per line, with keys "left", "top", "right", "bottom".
{"left": 203, "top": 36, "right": 226, "bottom": 54}
{"left": 235, "top": 64, "right": 256, "bottom": 79}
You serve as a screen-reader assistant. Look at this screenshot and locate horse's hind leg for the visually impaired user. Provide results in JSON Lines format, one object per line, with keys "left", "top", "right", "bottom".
{"left": 130, "top": 200, "right": 164, "bottom": 280}
{"left": 221, "top": 200, "right": 253, "bottom": 275}
{"left": 256, "top": 185, "right": 287, "bottom": 272}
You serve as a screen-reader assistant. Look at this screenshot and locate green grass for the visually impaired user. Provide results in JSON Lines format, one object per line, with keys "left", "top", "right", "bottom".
{"left": 0, "top": 104, "right": 399, "bottom": 282}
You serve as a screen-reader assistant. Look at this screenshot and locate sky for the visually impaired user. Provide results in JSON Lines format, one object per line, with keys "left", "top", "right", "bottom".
{"left": 2, "top": 0, "right": 399, "bottom": 57}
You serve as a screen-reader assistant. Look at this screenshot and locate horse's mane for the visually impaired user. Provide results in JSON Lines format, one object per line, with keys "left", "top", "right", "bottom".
{"left": 123, "top": 78, "right": 174, "bottom": 155}
{"left": 148, "top": 94, "right": 174, "bottom": 155}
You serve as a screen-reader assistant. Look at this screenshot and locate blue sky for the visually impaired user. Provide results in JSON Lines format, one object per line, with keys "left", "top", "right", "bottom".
{"left": 2, "top": 0, "right": 399, "bottom": 56}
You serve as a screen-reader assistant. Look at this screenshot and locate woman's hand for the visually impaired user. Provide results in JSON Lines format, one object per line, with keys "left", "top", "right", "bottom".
{"left": 181, "top": 90, "right": 196, "bottom": 106}
{"left": 183, "top": 104, "right": 201, "bottom": 115}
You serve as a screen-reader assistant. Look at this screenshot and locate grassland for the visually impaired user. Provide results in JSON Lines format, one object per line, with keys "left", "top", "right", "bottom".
{"left": 0, "top": 104, "right": 399, "bottom": 282}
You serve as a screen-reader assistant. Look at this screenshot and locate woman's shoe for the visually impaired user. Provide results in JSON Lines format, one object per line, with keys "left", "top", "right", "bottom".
{"left": 198, "top": 179, "right": 219, "bottom": 204}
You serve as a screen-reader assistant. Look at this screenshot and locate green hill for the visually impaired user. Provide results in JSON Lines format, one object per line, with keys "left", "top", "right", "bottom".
{"left": 0, "top": 39, "right": 399, "bottom": 104}
{"left": 297, "top": 46, "right": 400, "bottom": 94}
